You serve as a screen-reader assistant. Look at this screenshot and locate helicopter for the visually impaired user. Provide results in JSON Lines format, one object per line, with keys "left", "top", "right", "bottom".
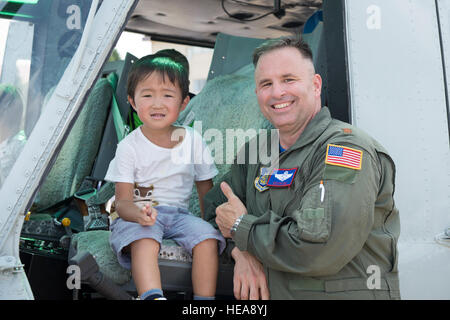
{"left": 0, "top": 0, "right": 449, "bottom": 300}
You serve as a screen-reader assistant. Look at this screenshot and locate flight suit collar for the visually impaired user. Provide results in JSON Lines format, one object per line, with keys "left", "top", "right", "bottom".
{"left": 287, "top": 106, "right": 332, "bottom": 152}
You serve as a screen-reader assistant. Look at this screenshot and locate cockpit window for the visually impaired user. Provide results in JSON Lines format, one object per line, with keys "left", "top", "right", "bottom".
{"left": 0, "top": 0, "right": 92, "bottom": 189}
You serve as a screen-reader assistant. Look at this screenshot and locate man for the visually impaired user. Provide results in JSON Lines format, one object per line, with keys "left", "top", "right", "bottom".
{"left": 203, "top": 37, "right": 400, "bottom": 300}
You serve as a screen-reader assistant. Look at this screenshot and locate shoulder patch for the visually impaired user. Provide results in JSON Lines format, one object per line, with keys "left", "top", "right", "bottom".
{"left": 325, "top": 144, "right": 363, "bottom": 170}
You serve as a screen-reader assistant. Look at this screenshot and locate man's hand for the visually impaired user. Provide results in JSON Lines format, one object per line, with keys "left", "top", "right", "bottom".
{"left": 232, "top": 248, "right": 269, "bottom": 300}
{"left": 215, "top": 182, "right": 247, "bottom": 238}
{"left": 137, "top": 204, "right": 157, "bottom": 226}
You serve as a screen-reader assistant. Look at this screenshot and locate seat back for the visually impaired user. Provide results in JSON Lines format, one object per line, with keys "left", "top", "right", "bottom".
{"left": 34, "top": 53, "right": 136, "bottom": 211}
{"left": 34, "top": 78, "right": 113, "bottom": 210}
{"left": 90, "top": 53, "right": 137, "bottom": 181}
{"left": 177, "top": 62, "right": 273, "bottom": 217}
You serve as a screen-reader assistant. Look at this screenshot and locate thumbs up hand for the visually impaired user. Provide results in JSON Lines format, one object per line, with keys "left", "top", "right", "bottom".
{"left": 215, "top": 182, "right": 247, "bottom": 238}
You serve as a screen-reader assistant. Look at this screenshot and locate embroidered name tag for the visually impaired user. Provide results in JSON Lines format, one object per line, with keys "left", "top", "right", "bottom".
{"left": 267, "top": 168, "right": 298, "bottom": 187}
{"left": 325, "top": 144, "right": 363, "bottom": 170}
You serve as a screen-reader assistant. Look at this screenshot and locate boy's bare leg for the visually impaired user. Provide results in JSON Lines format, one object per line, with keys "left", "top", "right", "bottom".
{"left": 192, "top": 239, "right": 219, "bottom": 297}
{"left": 130, "top": 238, "right": 161, "bottom": 296}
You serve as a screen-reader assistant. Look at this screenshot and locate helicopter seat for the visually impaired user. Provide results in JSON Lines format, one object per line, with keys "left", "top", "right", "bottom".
{"left": 33, "top": 78, "right": 112, "bottom": 211}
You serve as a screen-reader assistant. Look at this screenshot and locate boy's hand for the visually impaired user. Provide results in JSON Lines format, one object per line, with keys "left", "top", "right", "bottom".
{"left": 137, "top": 204, "right": 158, "bottom": 226}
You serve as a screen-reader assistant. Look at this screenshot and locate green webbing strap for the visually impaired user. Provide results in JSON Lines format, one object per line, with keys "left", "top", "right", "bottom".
{"left": 106, "top": 72, "right": 129, "bottom": 142}
{"left": 85, "top": 181, "right": 115, "bottom": 207}
{"left": 132, "top": 109, "right": 143, "bottom": 129}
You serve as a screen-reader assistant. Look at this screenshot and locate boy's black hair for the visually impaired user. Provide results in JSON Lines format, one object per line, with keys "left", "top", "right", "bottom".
{"left": 155, "top": 49, "right": 190, "bottom": 76}
{"left": 127, "top": 51, "right": 190, "bottom": 101}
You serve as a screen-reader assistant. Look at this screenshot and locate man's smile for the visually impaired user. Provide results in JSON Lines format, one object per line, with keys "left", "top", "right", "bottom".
{"left": 271, "top": 101, "right": 293, "bottom": 110}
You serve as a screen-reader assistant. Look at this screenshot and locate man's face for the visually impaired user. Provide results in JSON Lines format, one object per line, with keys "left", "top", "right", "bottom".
{"left": 254, "top": 47, "right": 322, "bottom": 134}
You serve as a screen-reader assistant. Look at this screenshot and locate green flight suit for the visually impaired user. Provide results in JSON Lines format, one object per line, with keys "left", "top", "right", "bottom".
{"left": 204, "top": 107, "right": 400, "bottom": 299}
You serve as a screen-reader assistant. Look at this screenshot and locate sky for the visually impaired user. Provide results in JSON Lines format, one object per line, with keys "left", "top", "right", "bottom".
{"left": 114, "top": 31, "right": 153, "bottom": 59}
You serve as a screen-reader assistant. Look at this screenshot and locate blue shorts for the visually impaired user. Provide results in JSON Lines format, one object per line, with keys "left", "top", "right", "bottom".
{"left": 109, "top": 205, "right": 226, "bottom": 269}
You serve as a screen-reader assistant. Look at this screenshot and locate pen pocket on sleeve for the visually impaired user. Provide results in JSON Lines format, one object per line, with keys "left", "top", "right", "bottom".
{"left": 297, "top": 207, "right": 330, "bottom": 243}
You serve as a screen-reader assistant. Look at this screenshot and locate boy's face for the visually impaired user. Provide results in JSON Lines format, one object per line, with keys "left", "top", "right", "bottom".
{"left": 128, "top": 71, "right": 189, "bottom": 132}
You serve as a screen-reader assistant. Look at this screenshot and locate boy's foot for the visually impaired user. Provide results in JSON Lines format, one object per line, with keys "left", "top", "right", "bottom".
{"left": 140, "top": 288, "right": 166, "bottom": 300}
{"left": 142, "top": 293, "right": 166, "bottom": 300}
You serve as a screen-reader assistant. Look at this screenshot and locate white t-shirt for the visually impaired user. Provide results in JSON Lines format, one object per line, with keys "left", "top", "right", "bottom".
{"left": 105, "top": 125, "right": 218, "bottom": 210}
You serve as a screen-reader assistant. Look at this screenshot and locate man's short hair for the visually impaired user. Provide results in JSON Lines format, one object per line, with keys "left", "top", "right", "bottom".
{"left": 127, "top": 51, "right": 190, "bottom": 100}
{"left": 252, "top": 36, "right": 314, "bottom": 67}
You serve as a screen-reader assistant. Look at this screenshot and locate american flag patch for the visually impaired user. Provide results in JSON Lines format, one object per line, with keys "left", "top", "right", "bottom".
{"left": 325, "top": 144, "right": 363, "bottom": 170}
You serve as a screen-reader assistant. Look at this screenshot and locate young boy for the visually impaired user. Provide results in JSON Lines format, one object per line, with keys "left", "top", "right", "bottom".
{"left": 105, "top": 52, "right": 225, "bottom": 300}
